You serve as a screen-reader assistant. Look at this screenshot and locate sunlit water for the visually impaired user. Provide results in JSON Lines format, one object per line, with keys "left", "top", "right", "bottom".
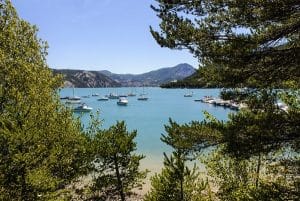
{"left": 60, "top": 87, "right": 232, "bottom": 173}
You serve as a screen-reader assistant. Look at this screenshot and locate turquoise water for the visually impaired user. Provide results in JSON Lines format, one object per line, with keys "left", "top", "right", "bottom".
{"left": 60, "top": 87, "right": 232, "bottom": 172}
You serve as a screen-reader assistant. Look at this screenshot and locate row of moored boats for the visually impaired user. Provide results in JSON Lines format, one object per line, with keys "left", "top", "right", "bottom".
{"left": 61, "top": 91, "right": 149, "bottom": 112}
{"left": 194, "top": 96, "right": 289, "bottom": 112}
{"left": 195, "top": 96, "right": 246, "bottom": 110}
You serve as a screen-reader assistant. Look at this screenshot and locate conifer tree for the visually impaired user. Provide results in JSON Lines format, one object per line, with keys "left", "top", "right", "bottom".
{"left": 151, "top": 0, "right": 300, "bottom": 87}
{"left": 92, "top": 121, "right": 147, "bottom": 201}
{"left": 145, "top": 120, "right": 211, "bottom": 201}
{"left": 151, "top": 0, "right": 300, "bottom": 199}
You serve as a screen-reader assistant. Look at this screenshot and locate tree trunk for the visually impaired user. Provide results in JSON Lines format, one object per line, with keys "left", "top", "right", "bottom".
{"left": 180, "top": 176, "right": 184, "bottom": 201}
{"left": 255, "top": 152, "right": 261, "bottom": 188}
{"left": 114, "top": 155, "right": 125, "bottom": 201}
{"left": 179, "top": 151, "right": 184, "bottom": 201}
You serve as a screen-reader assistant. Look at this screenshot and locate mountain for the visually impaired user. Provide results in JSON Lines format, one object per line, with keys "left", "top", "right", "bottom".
{"left": 100, "top": 63, "right": 196, "bottom": 87}
{"left": 52, "top": 69, "right": 121, "bottom": 88}
{"left": 52, "top": 63, "right": 196, "bottom": 88}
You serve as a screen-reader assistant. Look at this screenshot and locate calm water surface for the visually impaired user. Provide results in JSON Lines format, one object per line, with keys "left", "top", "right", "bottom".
{"left": 60, "top": 87, "right": 233, "bottom": 172}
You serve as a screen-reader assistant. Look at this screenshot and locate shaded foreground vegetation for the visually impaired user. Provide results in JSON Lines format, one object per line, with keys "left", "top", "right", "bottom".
{"left": 1, "top": 0, "right": 299, "bottom": 201}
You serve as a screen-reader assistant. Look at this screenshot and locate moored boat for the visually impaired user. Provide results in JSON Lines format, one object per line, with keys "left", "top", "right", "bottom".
{"left": 98, "top": 96, "right": 109, "bottom": 101}
{"left": 117, "top": 97, "right": 128, "bottom": 106}
{"left": 73, "top": 104, "right": 93, "bottom": 112}
{"left": 108, "top": 93, "right": 119, "bottom": 99}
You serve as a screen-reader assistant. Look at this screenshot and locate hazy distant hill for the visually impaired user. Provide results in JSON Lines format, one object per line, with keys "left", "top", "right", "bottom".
{"left": 53, "top": 63, "right": 196, "bottom": 88}
{"left": 52, "top": 69, "right": 121, "bottom": 88}
{"left": 100, "top": 63, "right": 196, "bottom": 87}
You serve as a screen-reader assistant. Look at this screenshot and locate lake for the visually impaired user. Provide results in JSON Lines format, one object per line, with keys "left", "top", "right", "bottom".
{"left": 60, "top": 87, "right": 233, "bottom": 173}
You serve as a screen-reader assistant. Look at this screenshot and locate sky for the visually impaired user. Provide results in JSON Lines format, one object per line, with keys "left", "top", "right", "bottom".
{"left": 11, "top": 0, "right": 199, "bottom": 74}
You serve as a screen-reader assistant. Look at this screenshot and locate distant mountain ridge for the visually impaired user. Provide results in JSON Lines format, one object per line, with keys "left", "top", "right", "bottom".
{"left": 100, "top": 63, "right": 196, "bottom": 87}
{"left": 53, "top": 63, "right": 196, "bottom": 88}
{"left": 52, "top": 69, "right": 121, "bottom": 88}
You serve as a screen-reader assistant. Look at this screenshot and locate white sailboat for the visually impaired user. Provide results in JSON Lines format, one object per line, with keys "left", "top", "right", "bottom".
{"left": 137, "top": 86, "right": 148, "bottom": 101}
{"left": 184, "top": 88, "right": 193, "bottom": 97}
{"left": 66, "top": 88, "right": 81, "bottom": 104}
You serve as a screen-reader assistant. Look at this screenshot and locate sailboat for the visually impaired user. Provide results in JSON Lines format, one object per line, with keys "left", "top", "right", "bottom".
{"left": 137, "top": 86, "right": 148, "bottom": 101}
{"left": 127, "top": 88, "right": 136, "bottom": 97}
{"left": 184, "top": 88, "right": 193, "bottom": 97}
{"left": 66, "top": 88, "right": 81, "bottom": 104}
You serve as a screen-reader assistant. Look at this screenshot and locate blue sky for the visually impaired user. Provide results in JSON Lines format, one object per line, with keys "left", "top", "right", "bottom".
{"left": 12, "top": 0, "right": 198, "bottom": 74}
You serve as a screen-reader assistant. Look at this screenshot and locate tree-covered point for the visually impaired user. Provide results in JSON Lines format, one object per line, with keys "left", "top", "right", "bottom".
{"left": 151, "top": 0, "right": 300, "bottom": 88}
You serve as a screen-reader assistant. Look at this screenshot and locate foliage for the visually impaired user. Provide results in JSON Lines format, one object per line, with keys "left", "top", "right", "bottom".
{"left": 151, "top": 1, "right": 299, "bottom": 199}
{"left": 202, "top": 147, "right": 300, "bottom": 201}
{"left": 0, "top": 1, "right": 91, "bottom": 200}
{"left": 91, "top": 121, "right": 147, "bottom": 201}
{"left": 145, "top": 120, "right": 213, "bottom": 201}
{"left": 145, "top": 153, "right": 210, "bottom": 201}
{"left": 151, "top": 0, "right": 300, "bottom": 88}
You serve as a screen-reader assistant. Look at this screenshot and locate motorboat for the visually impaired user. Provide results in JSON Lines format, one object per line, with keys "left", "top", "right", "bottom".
{"left": 98, "top": 96, "right": 109, "bottom": 101}
{"left": 117, "top": 97, "right": 128, "bottom": 106}
{"left": 200, "top": 96, "right": 214, "bottom": 103}
{"left": 73, "top": 104, "right": 93, "bottom": 112}
{"left": 276, "top": 102, "right": 289, "bottom": 112}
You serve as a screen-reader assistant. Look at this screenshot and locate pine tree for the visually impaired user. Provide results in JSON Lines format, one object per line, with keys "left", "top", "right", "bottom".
{"left": 151, "top": 0, "right": 300, "bottom": 88}
{"left": 151, "top": 1, "right": 300, "bottom": 199}
{"left": 145, "top": 120, "right": 212, "bottom": 201}
{"left": 92, "top": 121, "right": 147, "bottom": 201}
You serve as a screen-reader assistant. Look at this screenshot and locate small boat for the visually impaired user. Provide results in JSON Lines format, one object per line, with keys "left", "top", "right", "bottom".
{"left": 98, "top": 97, "right": 109, "bottom": 101}
{"left": 108, "top": 93, "right": 119, "bottom": 99}
{"left": 81, "top": 95, "right": 90, "bottom": 98}
{"left": 184, "top": 87, "right": 193, "bottom": 97}
{"left": 184, "top": 93, "right": 193, "bottom": 97}
{"left": 276, "top": 102, "right": 289, "bottom": 112}
{"left": 137, "top": 95, "right": 148, "bottom": 101}
{"left": 65, "top": 88, "right": 81, "bottom": 104}
{"left": 201, "top": 96, "right": 214, "bottom": 103}
{"left": 138, "top": 86, "right": 148, "bottom": 100}
{"left": 128, "top": 88, "right": 137, "bottom": 96}
{"left": 65, "top": 99, "right": 81, "bottom": 104}
{"left": 73, "top": 104, "right": 93, "bottom": 112}
{"left": 119, "top": 94, "right": 128, "bottom": 98}
{"left": 184, "top": 91, "right": 193, "bottom": 97}
{"left": 92, "top": 93, "right": 100, "bottom": 97}
{"left": 60, "top": 96, "right": 69, "bottom": 100}
{"left": 230, "top": 102, "right": 240, "bottom": 110}
{"left": 127, "top": 92, "right": 136, "bottom": 97}
{"left": 117, "top": 97, "right": 128, "bottom": 106}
